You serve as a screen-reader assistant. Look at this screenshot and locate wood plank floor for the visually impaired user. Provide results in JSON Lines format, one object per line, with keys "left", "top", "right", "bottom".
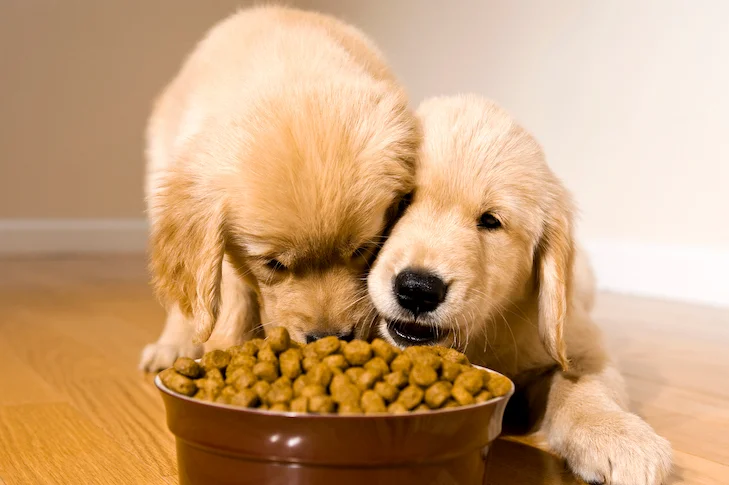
{"left": 0, "top": 255, "right": 726, "bottom": 485}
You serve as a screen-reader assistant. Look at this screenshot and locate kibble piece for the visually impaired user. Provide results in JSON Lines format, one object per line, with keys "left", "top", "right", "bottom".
{"left": 258, "top": 404, "right": 270, "bottom": 411}
{"left": 338, "top": 402, "right": 364, "bottom": 415}
{"left": 253, "top": 380, "right": 271, "bottom": 401}
{"left": 248, "top": 338, "right": 266, "bottom": 350}
{"left": 441, "top": 361, "right": 462, "bottom": 382}
{"left": 273, "top": 376, "right": 292, "bottom": 388}
{"left": 414, "top": 404, "right": 430, "bottom": 412}
{"left": 270, "top": 403, "right": 289, "bottom": 412}
{"left": 374, "top": 381, "right": 399, "bottom": 403}
{"left": 267, "top": 383, "right": 293, "bottom": 405}
{"left": 201, "top": 350, "right": 231, "bottom": 371}
{"left": 302, "top": 357, "right": 320, "bottom": 373}
{"left": 253, "top": 361, "right": 279, "bottom": 383}
{"left": 302, "top": 343, "right": 319, "bottom": 360}
{"left": 384, "top": 370, "right": 408, "bottom": 389}
{"left": 387, "top": 402, "right": 409, "bottom": 414}
{"left": 486, "top": 373, "right": 512, "bottom": 397}
{"left": 228, "top": 341, "right": 259, "bottom": 357}
{"left": 355, "top": 370, "right": 379, "bottom": 391}
{"left": 330, "top": 373, "right": 352, "bottom": 393}
{"left": 195, "top": 377, "right": 223, "bottom": 398}
{"left": 267, "top": 327, "right": 291, "bottom": 353}
{"left": 173, "top": 357, "right": 202, "bottom": 378}
{"left": 451, "top": 385, "right": 475, "bottom": 406}
{"left": 229, "top": 354, "right": 257, "bottom": 371}
{"left": 331, "top": 382, "right": 361, "bottom": 404}
{"left": 476, "top": 369, "right": 491, "bottom": 389}
{"left": 425, "top": 381, "right": 452, "bottom": 408}
{"left": 279, "top": 349, "right": 303, "bottom": 379}
{"left": 206, "top": 368, "right": 225, "bottom": 384}
{"left": 228, "top": 367, "right": 257, "bottom": 391}
{"left": 410, "top": 364, "right": 438, "bottom": 387}
{"left": 454, "top": 370, "right": 484, "bottom": 395}
{"left": 397, "top": 385, "right": 424, "bottom": 410}
{"left": 443, "top": 399, "right": 459, "bottom": 408}
{"left": 411, "top": 352, "right": 441, "bottom": 371}
{"left": 193, "top": 389, "right": 215, "bottom": 401}
{"left": 342, "top": 340, "right": 372, "bottom": 366}
{"left": 364, "top": 357, "right": 390, "bottom": 377}
{"left": 322, "top": 354, "right": 348, "bottom": 372}
{"left": 214, "top": 386, "right": 236, "bottom": 404}
{"left": 309, "top": 395, "right": 335, "bottom": 414}
{"left": 229, "top": 388, "right": 258, "bottom": 407}
{"left": 389, "top": 354, "right": 412, "bottom": 373}
{"left": 299, "top": 384, "right": 326, "bottom": 399}
{"left": 293, "top": 375, "right": 311, "bottom": 397}
{"left": 371, "top": 338, "right": 397, "bottom": 364}
{"left": 474, "top": 390, "right": 493, "bottom": 403}
{"left": 314, "top": 336, "right": 340, "bottom": 357}
{"left": 361, "top": 390, "right": 387, "bottom": 413}
{"left": 160, "top": 368, "right": 197, "bottom": 396}
{"left": 257, "top": 346, "right": 278, "bottom": 364}
{"left": 345, "top": 367, "right": 365, "bottom": 383}
{"left": 290, "top": 396, "right": 309, "bottom": 413}
{"left": 441, "top": 348, "right": 469, "bottom": 365}
{"left": 307, "top": 363, "right": 333, "bottom": 387}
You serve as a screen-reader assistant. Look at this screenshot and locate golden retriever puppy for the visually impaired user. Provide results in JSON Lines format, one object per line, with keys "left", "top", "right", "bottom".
{"left": 139, "top": 6, "right": 418, "bottom": 371}
{"left": 368, "top": 95, "right": 672, "bottom": 484}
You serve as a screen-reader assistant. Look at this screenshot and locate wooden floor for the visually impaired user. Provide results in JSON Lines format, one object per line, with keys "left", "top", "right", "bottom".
{"left": 0, "top": 255, "right": 726, "bottom": 485}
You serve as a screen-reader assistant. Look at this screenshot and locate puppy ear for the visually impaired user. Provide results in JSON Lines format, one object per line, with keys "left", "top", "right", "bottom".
{"left": 536, "top": 197, "right": 574, "bottom": 371}
{"left": 148, "top": 168, "right": 225, "bottom": 343}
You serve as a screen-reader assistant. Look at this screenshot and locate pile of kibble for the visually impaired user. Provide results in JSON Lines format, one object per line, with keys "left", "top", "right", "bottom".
{"left": 159, "top": 327, "right": 511, "bottom": 414}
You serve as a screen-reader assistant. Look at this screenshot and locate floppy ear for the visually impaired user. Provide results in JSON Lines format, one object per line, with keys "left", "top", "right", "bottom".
{"left": 148, "top": 168, "right": 225, "bottom": 343}
{"left": 535, "top": 196, "right": 574, "bottom": 371}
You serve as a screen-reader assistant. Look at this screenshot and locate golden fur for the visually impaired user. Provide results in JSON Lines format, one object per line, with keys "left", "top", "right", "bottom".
{"left": 368, "top": 95, "right": 672, "bottom": 484}
{"left": 140, "top": 6, "right": 418, "bottom": 370}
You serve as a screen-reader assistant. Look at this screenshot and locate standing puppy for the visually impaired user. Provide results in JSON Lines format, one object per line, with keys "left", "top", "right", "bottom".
{"left": 368, "top": 95, "right": 671, "bottom": 484}
{"left": 140, "top": 6, "right": 418, "bottom": 371}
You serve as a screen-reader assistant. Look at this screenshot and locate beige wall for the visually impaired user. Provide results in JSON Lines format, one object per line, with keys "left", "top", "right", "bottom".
{"left": 298, "top": 0, "right": 729, "bottom": 250}
{"left": 0, "top": 0, "right": 248, "bottom": 218}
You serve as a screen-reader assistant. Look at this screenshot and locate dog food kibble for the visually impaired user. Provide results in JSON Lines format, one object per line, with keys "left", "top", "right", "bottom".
{"left": 410, "top": 364, "right": 438, "bottom": 387}
{"left": 162, "top": 328, "right": 511, "bottom": 414}
{"left": 160, "top": 368, "right": 197, "bottom": 396}
{"left": 173, "top": 357, "right": 202, "bottom": 378}
{"left": 371, "top": 338, "right": 398, "bottom": 364}
{"left": 267, "top": 327, "right": 291, "bottom": 353}
{"left": 342, "top": 340, "right": 372, "bottom": 365}
{"left": 201, "top": 350, "right": 231, "bottom": 370}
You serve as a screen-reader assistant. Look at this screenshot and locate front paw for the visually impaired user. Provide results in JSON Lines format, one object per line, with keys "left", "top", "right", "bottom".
{"left": 560, "top": 411, "right": 672, "bottom": 485}
{"left": 139, "top": 341, "right": 203, "bottom": 372}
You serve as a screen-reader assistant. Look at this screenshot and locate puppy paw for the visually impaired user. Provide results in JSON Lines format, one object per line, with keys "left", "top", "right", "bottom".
{"left": 560, "top": 411, "right": 672, "bottom": 485}
{"left": 139, "top": 341, "right": 203, "bottom": 372}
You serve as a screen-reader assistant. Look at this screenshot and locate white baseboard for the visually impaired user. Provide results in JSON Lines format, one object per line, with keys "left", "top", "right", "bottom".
{"left": 585, "top": 239, "right": 729, "bottom": 308}
{"left": 0, "top": 218, "right": 148, "bottom": 255}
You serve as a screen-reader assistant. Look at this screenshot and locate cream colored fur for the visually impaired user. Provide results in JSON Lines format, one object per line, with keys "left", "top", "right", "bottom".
{"left": 140, "top": 6, "right": 418, "bottom": 371}
{"left": 368, "top": 95, "right": 672, "bottom": 485}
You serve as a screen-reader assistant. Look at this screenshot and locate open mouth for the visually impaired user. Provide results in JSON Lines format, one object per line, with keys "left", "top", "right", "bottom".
{"left": 386, "top": 318, "right": 443, "bottom": 346}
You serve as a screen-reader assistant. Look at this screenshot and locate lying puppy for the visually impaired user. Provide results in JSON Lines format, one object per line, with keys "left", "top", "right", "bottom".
{"left": 368, "top": 95, "right": 672, "bottom": 484}
{"left": 140, "top": 6, "right": 418, "bottom": 371}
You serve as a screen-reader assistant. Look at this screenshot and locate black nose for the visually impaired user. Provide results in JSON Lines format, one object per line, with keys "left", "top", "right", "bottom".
{"left": 394, "top": 269, "right": 447, "bottom": 317}
{"left": 305, "top": 329, "right": 355, "bottom": 344}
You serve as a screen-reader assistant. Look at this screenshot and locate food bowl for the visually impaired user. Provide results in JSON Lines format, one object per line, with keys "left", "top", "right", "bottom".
{"left": 155, "top": 365, "right": 513, "bottom": 485}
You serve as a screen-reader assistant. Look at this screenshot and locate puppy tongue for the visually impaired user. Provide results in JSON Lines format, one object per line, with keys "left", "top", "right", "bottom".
{"left": 387, "top": 319, "right": 441, "bottom": 344}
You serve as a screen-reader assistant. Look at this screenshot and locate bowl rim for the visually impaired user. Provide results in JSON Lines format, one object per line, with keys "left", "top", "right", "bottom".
{"left": 155, "top": 363, "right": 514, "bottom": 420}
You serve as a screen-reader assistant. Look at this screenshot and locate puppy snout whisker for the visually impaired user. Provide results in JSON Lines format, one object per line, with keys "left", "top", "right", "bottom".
{"left": 393, "top": 269, "right": 448, "bottom": 317}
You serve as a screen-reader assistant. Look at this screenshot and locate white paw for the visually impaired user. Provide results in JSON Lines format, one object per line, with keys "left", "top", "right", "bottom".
{"left": 560, "top": 411, "right": 672, "bottom": 485}
{"left": 139, "top": 341, "right": 203, "bottom": 372}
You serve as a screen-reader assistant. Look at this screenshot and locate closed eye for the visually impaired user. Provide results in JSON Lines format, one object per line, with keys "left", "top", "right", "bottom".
{"left": 264, "top": 259, "right": 288, "bottom": 272}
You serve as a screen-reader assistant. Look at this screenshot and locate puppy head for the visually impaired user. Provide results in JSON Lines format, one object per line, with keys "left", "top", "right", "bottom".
{"left": 368, "top": 95, "right": 572, "bottom": 369}
{"left": 150, "top": 80, "right": 418, "bottom": 344}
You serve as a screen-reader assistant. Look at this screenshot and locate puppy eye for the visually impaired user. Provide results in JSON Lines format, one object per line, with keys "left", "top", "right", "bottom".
{"left": 265, "top": 259, "right": 287, "bottom": 271}
{"left": 478, "top": 212, "right": 502, "bottom": 230}
{"left": 352, "top": 245, "right": 371, "bottom": 260}
{"left": 397, "top": 192, "right": 413, "bottom": 215}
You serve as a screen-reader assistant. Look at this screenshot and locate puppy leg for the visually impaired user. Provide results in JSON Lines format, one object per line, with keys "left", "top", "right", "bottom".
{"left": 540, "top": 365, "right": 672, "bottom": 485}
{"left": 204, "top": 258, "right": 262, "bottom": 352}
{"left": 139, "top": 304, "right": 203, "bottom": 372}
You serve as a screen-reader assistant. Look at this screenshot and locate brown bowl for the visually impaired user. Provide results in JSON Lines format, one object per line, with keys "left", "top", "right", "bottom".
{"left": 155, "top": 365, "right": 514, "bottom": 485}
